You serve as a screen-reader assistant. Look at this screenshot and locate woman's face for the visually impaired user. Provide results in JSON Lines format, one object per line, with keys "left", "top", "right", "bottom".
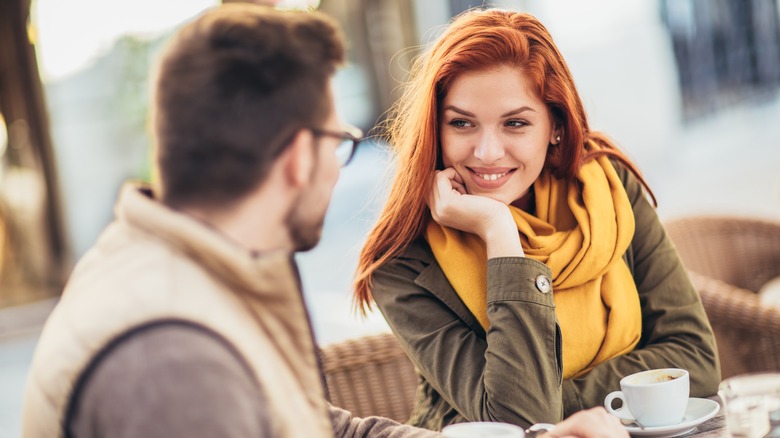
{"left": 439, "top": 65, "right": 557, "bottom": 205}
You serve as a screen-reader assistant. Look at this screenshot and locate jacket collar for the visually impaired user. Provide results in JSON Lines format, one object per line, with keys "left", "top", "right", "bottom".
{"left": 114, "top": 183, "right": 326, "bottom": 397}
{"left": 114, "top": 182, "right": 299, "bottom": 301}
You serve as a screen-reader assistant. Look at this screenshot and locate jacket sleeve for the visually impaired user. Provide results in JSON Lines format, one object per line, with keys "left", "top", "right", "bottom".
{"left": 329, "top": 404, "right": 444, "bottom": 437}
{"left": 373, "top": 252, "right": 564, "bottom": 428}
{"left": 561, "top": 164, "right": 721, "bottom": 416}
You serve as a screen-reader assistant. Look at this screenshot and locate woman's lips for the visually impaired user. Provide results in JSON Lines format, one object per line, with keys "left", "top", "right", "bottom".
{"left": 467, "top": 167, "right": 515, "bottom": 189}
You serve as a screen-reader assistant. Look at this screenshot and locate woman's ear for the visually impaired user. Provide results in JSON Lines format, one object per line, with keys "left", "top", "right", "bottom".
{"left": 550, "top": 127, "right": 562, "bottom": 145}
{"left": 282, "top": 129, "right": 315, "bottom": 188}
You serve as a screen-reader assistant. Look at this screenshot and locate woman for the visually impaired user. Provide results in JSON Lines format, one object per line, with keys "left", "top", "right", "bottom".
{"left": 354, "top": 9, "right": 720, "bottom": 431}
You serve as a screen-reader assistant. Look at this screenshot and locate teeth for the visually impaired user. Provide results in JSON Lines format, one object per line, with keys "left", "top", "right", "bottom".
{"left": 477, "top": 171, "right": 508, "bottom": 181}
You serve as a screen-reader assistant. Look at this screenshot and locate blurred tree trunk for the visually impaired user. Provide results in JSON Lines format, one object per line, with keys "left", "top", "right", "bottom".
{"left": 320, "top": 0, "right": 419, "bottom": 125}
{"left": 0, "top": 0, "right": 68, "bottom": 306}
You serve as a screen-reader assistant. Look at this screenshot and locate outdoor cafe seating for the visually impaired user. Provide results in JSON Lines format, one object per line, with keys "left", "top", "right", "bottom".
{"left": 320, "top": 332, "right": 418, "bottom": 423}
{"left": 319, "top": 215, "right": 780, "bottom": 436}
{"left": 665, "top": 215, "right": 780, "bottom": 379}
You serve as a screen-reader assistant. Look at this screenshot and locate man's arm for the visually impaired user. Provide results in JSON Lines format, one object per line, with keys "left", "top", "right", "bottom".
{"left": 330, "top": 404, "right": 626, "bottom": 438}
{"left": 330, "top": 405, "right": 443, "bottom": 438}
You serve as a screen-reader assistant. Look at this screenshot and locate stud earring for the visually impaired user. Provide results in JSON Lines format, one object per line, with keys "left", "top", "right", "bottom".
{"left": 556, "top": 135, "right": 561, "bottom": 143}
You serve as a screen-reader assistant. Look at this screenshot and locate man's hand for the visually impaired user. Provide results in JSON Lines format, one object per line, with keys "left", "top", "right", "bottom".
{"left": 428, "top": 168, "right": 523, "bottom": 258}
{"left": 543, "top": 407, "right": 628, "bottom": 438}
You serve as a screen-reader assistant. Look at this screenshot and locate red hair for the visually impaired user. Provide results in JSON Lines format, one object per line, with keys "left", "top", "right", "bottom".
{"left": 354, "top": 9, "right": 655, "bottom": 312}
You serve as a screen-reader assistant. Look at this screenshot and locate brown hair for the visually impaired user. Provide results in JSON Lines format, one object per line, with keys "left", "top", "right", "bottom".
{"left": 354, "top": 9, "right": 655, "bottom": 312}
{"left": 152, "top": 4, "right": 345, "bottom": 209}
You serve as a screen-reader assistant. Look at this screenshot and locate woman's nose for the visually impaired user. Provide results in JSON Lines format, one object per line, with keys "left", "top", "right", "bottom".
{"left": 473, "top": 130, "right": 505, "bottom": 163}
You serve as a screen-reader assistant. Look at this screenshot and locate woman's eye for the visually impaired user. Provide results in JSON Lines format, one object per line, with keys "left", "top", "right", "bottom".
{"left": 506, "top": 119, "right": 529, "bottom": 128}
{"left": 448, "top": 119, "right": 472, "bottom": 128}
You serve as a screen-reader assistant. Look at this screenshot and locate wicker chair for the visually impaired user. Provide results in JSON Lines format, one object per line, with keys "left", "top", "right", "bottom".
{"left": 319, "top": 332, "right": 418, "bottom": 422}
{"left": 664, "top": 215, "right": 780, "bottom": 378}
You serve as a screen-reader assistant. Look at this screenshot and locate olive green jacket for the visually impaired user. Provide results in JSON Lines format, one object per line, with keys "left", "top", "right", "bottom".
{"left": 371, "top": 163, "right": 721, "bottom": 431}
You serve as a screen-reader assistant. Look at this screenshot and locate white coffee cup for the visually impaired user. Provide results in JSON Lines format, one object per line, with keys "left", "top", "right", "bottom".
{"left": 442, "top": 422, "right": 525, "bottom": 437}
{"left": 604, "top": 368, "right": 690, "bottom": 427}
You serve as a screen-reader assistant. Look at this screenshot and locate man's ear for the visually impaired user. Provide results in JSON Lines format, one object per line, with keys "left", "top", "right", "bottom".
{"left": 282, "top": 129, "right": 315, "bottom": 188}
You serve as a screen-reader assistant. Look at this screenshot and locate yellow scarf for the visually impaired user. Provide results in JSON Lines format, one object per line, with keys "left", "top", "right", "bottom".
{"left": 426, "top": 152, "right": 641, "bottom": 379}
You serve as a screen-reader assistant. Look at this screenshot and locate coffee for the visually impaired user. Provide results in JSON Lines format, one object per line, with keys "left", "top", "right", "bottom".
{"left": 624, "top": 369, "right": 686, "bottom": 385}
{"left": 656, "top": 374, "right": 679, "bottom": 383}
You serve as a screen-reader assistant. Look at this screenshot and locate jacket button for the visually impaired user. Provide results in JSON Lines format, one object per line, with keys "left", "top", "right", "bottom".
{"left": 535, "top": 275, "right": 551, "bottom": 293}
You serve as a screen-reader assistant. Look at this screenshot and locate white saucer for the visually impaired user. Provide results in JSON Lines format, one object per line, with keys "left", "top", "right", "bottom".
{"left": 619, "top": 398, "right": 720, "bottom": 437}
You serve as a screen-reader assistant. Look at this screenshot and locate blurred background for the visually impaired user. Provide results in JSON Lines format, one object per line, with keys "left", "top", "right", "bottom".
{"left": 1, "top": 0, "right": 780, "bottom": 435}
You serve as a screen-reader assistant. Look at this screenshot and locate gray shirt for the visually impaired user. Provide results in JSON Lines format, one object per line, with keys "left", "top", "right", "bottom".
{"left": 67, "top": 323, "right": 440, "bottom": 438}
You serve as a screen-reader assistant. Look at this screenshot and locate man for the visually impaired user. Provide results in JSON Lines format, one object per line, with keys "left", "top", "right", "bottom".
{"left": 22, "top": 5, "right": 625, "bottom": 437}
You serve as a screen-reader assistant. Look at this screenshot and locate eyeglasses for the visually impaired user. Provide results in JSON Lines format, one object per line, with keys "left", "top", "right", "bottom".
{"left": 310, "top": 125, "right": 364, "bottom": 167}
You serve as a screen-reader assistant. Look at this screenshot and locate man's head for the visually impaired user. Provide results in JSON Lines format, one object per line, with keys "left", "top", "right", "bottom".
{"left": 152, "top": 4, "right": 345, "bottom": 211}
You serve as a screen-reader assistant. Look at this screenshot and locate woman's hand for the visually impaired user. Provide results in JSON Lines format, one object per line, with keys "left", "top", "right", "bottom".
{"left": 428, "top": 168, "right": 523, "bottom": 258}
{"left": 542, "top": 407, "right": 628, "bottom": 438}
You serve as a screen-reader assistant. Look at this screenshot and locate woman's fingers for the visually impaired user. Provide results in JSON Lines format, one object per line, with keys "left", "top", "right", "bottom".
{"left": 451, "top": 168, "right": 465, "bottom": 185}
{"left": 427, "top": 168, "right": 522, "bottom": 256}
{"left": 430, "top": 168, "right": 463, "bottom": 209}
{"left": 450, "top": 178, "right": 467, "bottom": 195}
{"left": 435, "top": 168, "right": 467, "bottom": 195}
{"left": 439, "top": 167, "right": 459, "bottom": 181}
{"left": 543, "top": 408, "right": 628, "bottom": 438}
{"left": 430, "top": 171, "right": 454, "bottom": 221}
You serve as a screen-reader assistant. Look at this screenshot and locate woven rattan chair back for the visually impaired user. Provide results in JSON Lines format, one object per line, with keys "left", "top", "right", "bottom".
{"left": 665, "top": 215, "right": 780, "bottom": 291}
{"left": 320, "top": 332, "right": 418, "bottom": 422}
{"left": 665, "top": 215, "right": 780, "bottom": 378}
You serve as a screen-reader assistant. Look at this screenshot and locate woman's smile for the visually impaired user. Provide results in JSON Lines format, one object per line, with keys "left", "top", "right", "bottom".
{"left": 467, "top": 167, "right": 516, "bottom": 189}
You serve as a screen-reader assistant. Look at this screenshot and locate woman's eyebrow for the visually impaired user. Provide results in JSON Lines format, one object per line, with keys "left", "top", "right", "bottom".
{"left": 501, "top": 106, "right": 535, "bottom": 117}
{"left": 442, "top": 105, "right": 475, "bottom": 117}
{"left": 442, "top": 105, "right": 536, "bottom": 118}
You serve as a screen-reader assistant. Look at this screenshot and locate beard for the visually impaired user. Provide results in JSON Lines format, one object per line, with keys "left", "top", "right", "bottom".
{"left": 284, "top": 188, "right": 327, "bottom": 252}
{"left": 284, "top": 140, "right": 338, "bottom": 252}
